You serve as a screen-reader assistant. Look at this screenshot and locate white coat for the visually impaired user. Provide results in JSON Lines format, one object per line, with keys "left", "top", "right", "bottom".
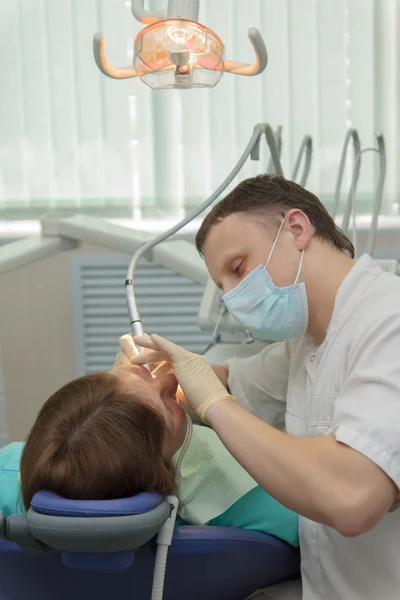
{"left": 227, "top": 254, "right": 400, "bottom": 600}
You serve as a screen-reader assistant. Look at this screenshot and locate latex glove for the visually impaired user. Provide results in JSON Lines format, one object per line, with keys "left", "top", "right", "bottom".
{"left": 131, "top": 334, "right": 236, "bottom": 422}
{"left": 113, "top": 334, "right": 195, "bottom": 413}
{"left": 113, "top": 333, "right": 140, "bottom": 368}
{"left": 113, "top": 333, "right": 169, "bottom": 375}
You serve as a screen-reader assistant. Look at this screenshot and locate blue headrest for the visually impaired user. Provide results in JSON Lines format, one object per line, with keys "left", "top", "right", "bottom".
{"left": 31, "top": 490, "right": 164, "bottom": 517}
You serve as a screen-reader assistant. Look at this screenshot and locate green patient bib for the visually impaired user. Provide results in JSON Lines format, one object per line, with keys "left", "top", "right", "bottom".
{"left": 208, "top": 485, "right": 299, "bottom": 547}
{"left": 174, "top": 425, "right": 298, "bottom": 547}
{"left": 0, "top": 442, "right": 25, "bottom": 518}
{"left": 173, "top": 425, "right": 258, "bottom": 525}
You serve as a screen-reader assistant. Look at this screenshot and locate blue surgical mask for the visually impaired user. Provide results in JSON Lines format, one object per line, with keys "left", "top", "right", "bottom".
{"left": 221, "top": 219, "right": 308, "bottom": 342}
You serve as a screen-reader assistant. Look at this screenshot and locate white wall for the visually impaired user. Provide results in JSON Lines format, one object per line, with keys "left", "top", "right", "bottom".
{"left": 0, "top": 243, "right": 110, "bottom": 441}
{"left": 0, "top": 349, "right": 7, "bottom": 447}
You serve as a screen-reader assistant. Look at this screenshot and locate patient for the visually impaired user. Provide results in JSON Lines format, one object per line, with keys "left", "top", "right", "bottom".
{"left": 0, "top": 363, "right": 298, "bottom": 547}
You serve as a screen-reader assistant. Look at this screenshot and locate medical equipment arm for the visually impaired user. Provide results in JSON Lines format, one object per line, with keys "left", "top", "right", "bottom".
{"left": 332, "top": 129, "right": 361, "bottom": 225}
{"left": 125, "top": 123, "right": 282, "bottom": 343}
{"left": 224, "top": 28, "right": 268, "bottom": 76}
{"left": 131, "top": 0, "right": 167, "bottom": 24}
{"left": 132, "top": 334, "right": 235, "bottom": 421}
{"left": 365, "top": 135, "right": 386, "bottom": 256}
{"left": 292, "top": 135, "right": 312, "bottom": 187}
{"left": 266, "top": 126, "right": 282, "bottom": 175}
{"left": 93, "top": 34, "right": 137, "bottom": 80}
{"left": 205, "top": 400, "right": 397, "bottom": 537}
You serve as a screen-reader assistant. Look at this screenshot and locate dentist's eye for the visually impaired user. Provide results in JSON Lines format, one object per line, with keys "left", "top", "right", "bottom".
{"left": 234, "top": 260, "right": 244, "bottom": 275}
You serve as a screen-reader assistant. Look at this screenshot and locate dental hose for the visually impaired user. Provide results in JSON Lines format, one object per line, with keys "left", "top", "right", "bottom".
{"left": 151, "top": 496, "right": 178, "bottom": 600}
{"left": 151, "top": 415, "right": 193, "bottom": 600}
{"left": 125, "top": 123, "right": 283, "bottom": 351}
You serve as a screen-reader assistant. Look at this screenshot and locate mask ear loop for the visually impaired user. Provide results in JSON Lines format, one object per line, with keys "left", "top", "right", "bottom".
{"left": 294, "top": 249, "right": 305, "bottom": 284}
{"left": 264, "top": 216, "right": 305, "bottom": 284}
{"left": 265, "top": 217, "right": 285, "bottom": 268}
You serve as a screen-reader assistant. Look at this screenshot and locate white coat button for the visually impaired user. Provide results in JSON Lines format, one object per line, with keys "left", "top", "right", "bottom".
{"left": 310, "top": 355, "right": 316, "bottom": 362}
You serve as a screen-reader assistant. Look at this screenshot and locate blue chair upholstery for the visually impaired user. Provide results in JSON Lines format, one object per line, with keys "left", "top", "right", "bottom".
{"left": 0, "top": 491, "right": 300, "bottom": 600}
{"left": 32, "top": 489, "right": 164, "bottom": 516}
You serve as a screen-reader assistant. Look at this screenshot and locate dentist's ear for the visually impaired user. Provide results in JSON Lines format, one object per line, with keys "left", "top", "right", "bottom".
{"left": 285, "top": 209, "right": 312, "bottom": 251}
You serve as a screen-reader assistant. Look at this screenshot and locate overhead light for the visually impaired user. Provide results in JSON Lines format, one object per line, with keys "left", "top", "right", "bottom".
{"left": 93, "top": 0, "right": 268, "bottom": 90}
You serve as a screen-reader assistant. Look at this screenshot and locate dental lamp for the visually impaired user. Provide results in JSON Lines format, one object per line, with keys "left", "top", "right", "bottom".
{"left": 93, "top": 0, "right": 268, "bottom": 90}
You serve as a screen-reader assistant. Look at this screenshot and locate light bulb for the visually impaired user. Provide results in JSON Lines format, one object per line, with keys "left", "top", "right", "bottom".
{"left": 167, "top": 25, "right": 193, "bottom": 45}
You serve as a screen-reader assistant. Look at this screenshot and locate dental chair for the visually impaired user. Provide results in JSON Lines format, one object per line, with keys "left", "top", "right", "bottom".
{"left": 0, "top": 489, "right": 300, "bottom": 600}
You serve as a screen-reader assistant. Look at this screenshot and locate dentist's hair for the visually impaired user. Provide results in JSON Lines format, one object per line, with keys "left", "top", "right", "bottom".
{"left": 195, "top": 174, "right": 355, "bottom": 259}
{"left": 20, "top": 373, "right": 176, "bottom": 510}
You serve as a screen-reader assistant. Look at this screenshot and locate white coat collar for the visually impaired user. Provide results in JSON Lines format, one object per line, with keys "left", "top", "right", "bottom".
{"left": 326, "top": 254, "right": 382, "bottom": 339}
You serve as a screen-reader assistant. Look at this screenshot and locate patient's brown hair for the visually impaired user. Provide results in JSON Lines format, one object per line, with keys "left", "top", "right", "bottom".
{"left": 20, "top": 372, "right": 176, "bottom": 509}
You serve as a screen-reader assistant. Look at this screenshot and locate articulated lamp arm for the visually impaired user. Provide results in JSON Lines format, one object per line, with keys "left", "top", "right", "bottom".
{"left": 224, "top": 27, "right": 268, "bottom": 76}
{"left": 292, "top": 135, "right": 313, "bottom": 188}
{"left": 332, "top": 129, "right": 361, "bottom": 222}
{"left": 93, "top": 33, "right": 137, "bottom": 80}
{"left": 366, "top": 135, "right": 386, "bottom": 256}
{"left": 131, "top": 0, "right": 166, "bottom": 24}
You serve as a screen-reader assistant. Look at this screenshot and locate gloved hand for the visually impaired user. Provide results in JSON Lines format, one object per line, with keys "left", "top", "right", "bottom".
{"left": 113, "top": 333, "right": 170, "bottom": 375}
{"left": 113, "top": 333, "right": 139, "bottom": 367}
{"left": 113, "top": 333, "right": 197, "bottom": 417}
{"left": 131, "top": 334, "right": 236, "bottom": 422}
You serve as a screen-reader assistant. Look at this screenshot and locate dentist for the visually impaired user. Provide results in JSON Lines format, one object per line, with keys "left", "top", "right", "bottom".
{"left": 123, "top": 174, "right": 400, "bottom": 600}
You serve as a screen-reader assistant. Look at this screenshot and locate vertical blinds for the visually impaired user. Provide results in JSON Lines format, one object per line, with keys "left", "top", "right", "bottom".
{"left": 0, "top": 0, "right": 398, "bottom": 214}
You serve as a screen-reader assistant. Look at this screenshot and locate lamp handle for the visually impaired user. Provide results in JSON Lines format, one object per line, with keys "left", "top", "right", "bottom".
{"left": 224, "top": 28, "right": 268, "bottom": 76}
{"left": 93, "top": 34, "right": 137, "bottom": 80}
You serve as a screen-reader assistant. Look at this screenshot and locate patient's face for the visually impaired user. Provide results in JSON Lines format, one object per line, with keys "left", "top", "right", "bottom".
{"left": 113, "top": 364, "right": 187, "bottom": 458}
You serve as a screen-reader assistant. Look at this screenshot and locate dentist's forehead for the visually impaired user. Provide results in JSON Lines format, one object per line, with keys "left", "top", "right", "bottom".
{"left": 203, "top": 215, "right": 258, "bottom": 272}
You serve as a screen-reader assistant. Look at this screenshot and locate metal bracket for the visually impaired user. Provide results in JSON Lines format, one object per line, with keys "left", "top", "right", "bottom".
{"left": 6, "top": 515, "right": 58, "bottom": 556}
{"left": 292, "top": 135, "right": 312, "bottom": 187}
